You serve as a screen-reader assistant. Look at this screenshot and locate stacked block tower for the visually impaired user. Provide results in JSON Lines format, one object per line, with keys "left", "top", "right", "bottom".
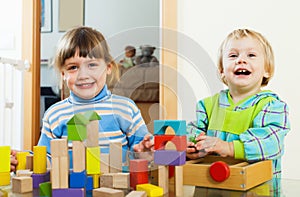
{"left": 153, "top": 120, "right": 187, "bottom": 196}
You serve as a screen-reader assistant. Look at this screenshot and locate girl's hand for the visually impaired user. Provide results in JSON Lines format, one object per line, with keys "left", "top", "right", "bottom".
{"left": 10, "top": 149, "right": 18, "bottom": 172}
{"left": 133, "top": 135, "right": 154, "bottom": 152}
{"left": 186, "top": 141, "right": 208, "bottom": 159}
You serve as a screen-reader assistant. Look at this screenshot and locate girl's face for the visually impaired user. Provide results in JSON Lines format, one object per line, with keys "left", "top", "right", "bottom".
{"left": 62, "top": 52, "right": 111, "bottom": 99}
{"left": 221, "top": 37, "right": 270, "bottom": 94}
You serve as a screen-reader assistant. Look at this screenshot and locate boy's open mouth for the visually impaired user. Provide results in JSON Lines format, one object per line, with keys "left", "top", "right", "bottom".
{"left": 234, "top": 69, "right": 251, "bottom": 75}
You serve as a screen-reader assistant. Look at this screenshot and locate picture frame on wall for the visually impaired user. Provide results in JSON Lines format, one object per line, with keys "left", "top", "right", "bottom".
{"left": 41, "top": 0, "right": 52, "bottom": 33}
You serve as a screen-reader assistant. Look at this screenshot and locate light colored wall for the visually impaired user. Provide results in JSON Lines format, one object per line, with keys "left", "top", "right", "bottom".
{"left": 178, "top": 0, "right": 300, "bottom": 180}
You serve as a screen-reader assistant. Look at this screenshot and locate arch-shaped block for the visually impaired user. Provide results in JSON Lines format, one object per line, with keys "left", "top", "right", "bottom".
{"left": 154, "top": 135, "right": 186, "bottom": 151}
{"left": 153, "top": 120, "right": 186, "bottom": 136}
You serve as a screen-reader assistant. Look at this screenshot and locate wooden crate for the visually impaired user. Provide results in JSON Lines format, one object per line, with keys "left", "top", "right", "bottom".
{"left": 182, "top": 156, "right": 272, "bottom": 191}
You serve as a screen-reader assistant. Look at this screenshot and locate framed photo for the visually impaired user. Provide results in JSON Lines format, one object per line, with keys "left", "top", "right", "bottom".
{"left": 41, "top": 0, "right": 52, "bottom": 33}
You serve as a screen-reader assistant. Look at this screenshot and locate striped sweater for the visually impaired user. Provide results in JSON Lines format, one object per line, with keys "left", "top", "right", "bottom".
{"left": 37, "top": 85, "right": 151, "bottom": 162}
{"left": 187, "top": 89, "right": 290, "bottom": 178}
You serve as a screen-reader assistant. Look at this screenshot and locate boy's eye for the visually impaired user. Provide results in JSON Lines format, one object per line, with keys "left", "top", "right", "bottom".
{"left": 88, "top": 63, "right": 98, "bottom": 67}
{"left": 67, "top": 65, "right": 78, "bottom": 71}
{"left": 228, "top": 54, "right": 238, "bottom": 58}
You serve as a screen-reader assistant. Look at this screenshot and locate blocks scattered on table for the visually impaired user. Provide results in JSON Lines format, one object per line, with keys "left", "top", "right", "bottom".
{"left": 0, "top": 172, "right": 10, "bottom": 186}
{"left": 32, "top": 171, "right": 50, "bottom": 188}
{"left": 136, "top": 183, "right": 163, "bottom": 197}
{"left": 153, "top": 120, "right": 186, "bottom": 136}
{"left": 52, "top": 188, "right": 85, "bottom": 197}
{"left": 154, "top": 150, "right": 186, "bottom": 166}
{"left": 39, "top": 181, "right": 51, "bottom": 197}
{"left": 93, "top": 187, "right": 124, "bottom": 197}
{"left": 126, "top": 191, "right": 147, "bottom": 197}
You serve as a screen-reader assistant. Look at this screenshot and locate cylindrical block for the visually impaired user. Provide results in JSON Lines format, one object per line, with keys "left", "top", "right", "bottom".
{"left": 33, "top": 146, "right": 47, "bottom": 174}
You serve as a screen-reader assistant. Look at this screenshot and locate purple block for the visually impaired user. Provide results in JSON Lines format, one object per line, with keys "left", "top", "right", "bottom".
{"left": 31, "top": 171, "right": 50, "bottom": 188}
{"left": 52, "top": 188, "right": 85, "bottom": 197}
{"left": 154, "top": 150, "right": 186, "bottom": 166}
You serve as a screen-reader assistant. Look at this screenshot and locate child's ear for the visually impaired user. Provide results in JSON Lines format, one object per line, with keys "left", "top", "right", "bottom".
{"left": 263, "top": 71, "right": 270, "bottom": 78}
{"left": 61, "top": 72, "right": 66, "bottom": 80}
{"left": 106, "top": 64, "right": 112, "bottom": 75}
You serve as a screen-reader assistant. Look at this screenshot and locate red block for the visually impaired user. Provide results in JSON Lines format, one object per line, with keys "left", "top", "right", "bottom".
{"left": 130, "top": 171, "right": 148, "bottom": 190}
{"left": 129, "top": 159, "right": 148, "bottom": 172}
{"left": 154, "top": 135, "right": 187, "bottom": 151}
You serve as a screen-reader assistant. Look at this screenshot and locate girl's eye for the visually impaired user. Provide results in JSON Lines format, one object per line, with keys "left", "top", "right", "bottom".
{"left": 66, "top": 65, "right": 78, "bottom": 71}
{"left": 248, "top": 53, "right": 256, "bottom": 57}
{"left": 89, "top": 63, "right": 98, "bottom": 67}
{"left": 229, "top": 54, "right": 238, "bottom": 58}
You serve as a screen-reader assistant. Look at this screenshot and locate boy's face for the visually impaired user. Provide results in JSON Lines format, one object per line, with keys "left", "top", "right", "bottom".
{"left": 221, "top": 37, "right": 270, "bottom": 93}
{"left": 62, "top": 51, "right": 111, "bottom": 99}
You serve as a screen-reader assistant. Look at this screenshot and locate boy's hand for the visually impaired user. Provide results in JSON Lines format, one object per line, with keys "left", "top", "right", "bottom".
{"left": 133, "top": 135, "right": 154, "bottom": 152}
{"left": 186, "top": 132, "right": 208, "bottom": 159}
{"left": 10, "top": 150, "right": 18, "bottom": 172}
{"left": 195, "top": 135, "right": 234, "bottom": 157}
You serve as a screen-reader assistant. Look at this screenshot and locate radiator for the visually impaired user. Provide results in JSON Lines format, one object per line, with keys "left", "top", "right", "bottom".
{"left": 0, "top": 57, "right": 29, "bottom": 150}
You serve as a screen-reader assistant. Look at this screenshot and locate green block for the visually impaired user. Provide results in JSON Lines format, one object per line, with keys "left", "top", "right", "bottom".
{"left": 39, "top": 181, "right": 52, "bottom": 197}
{"left": 67, "top": 125, "right": 87, "bottom": 141}
{"left": 84, "top": 111, "right": 101, "bottom": 121}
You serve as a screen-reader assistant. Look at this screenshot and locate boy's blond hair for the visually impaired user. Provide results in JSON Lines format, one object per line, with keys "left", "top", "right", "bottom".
{"left": 217, "top": 29, "right": 274, "bottom": 86}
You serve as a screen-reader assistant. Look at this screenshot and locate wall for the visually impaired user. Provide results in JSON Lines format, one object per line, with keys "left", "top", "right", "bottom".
{"left": 177, "top": 0, "right": 300, "bottom": 180}
{"left": 0, "top": 0, "right": 23, "bottom": 150}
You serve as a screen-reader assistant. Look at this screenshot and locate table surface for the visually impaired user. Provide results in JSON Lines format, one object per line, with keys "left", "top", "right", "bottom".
{"left": 1, "top": 178, "right": 300, "bottom": 197}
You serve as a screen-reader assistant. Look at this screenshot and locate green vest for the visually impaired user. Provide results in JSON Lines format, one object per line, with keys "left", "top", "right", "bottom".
{"left": 203, "top": 93, "right": 275, "bottom": 135}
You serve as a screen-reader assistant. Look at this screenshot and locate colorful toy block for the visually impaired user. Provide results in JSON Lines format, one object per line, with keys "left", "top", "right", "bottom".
{"left": 100, "top": 153, "right": 110, "bottom": 174}
{"left": 129, "top": 159, "right": 148, "bottom": 172}
{"left": 26, "top": 154, "right": 33, "bottom": 170}
{"left": 16, "top": 151, "right": 30, "bottom": 170}
{"left": 92, "top": 174, "right": 100, "bottom": 188}
{"left": 153, "top": 120, "right": 186, "bottom": 136}
{"left": 113, "top": 173, "right": 130, "bottom": 189}
{"left": 154, "top": 135, "right": 187, "bottom": 151}
{"left": 84, "top": 111, "right": 101, "bottom": 121}
{"left": 33, "top": 146, "right": 47, "bottom": 174}
{"left": 12, "top": 177, "right": 33, "bottom": 193}
{"left": 0, "top": 146, "right": 10, "bottom": 173}
{"left": 52, "top": 188, "right": 85, "bottom": 197}
{"left": 69, "top": 170, "right": 87, "bottom": 188}
{"left": 0, "top": 189, "right": 8, "bottom": 197}
{"left": 136, "top": 183, "right": 163, "bottom": 197}
{"left": 86, "top": 147, "right": 100, "bottom": 174}
{"left": 130, "top": 171, "right": 149, "bottom": 190}
{"left": 99, "top": 173, "right": 113, "bottom": 188}
{"left": 32, "top": 171, "right": 50, "bottom": 188}
{"left": 0, "top": 172, "right": 10, "bottom": 186}
{"left": 92, "top": 187, "right": 124, "bottom": 197}
{"left": 109, "top": 142, "right": 122, "bottom": 173}
{"left": 72, "top": 141, "right": 86, "bottom": 172}
{"left": 39, "top": 181, "right": 52, "bottom": 197}
{"left": 51, "top": 139, "right": 68, "bottom": 157}
{"left": 67, "top": 113, "right": 89, "bottom": 141}
{"left": 16, "top": 169, "right": 33, "bottom": 177}
{"left": 126, "top": 191, "right": 147, "bottom": 197}
{"left": 154, "top": 150, "right": 186, "bottom": 166}
{"left": 86, "top": 176, "right": 93, "bottom": 191}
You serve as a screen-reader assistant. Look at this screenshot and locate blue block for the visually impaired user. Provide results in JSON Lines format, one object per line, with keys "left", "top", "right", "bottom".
{"left": 154, "top": 120, "right": 186, "bottom": 136}
{"left": 86, "top": 176, "right": 93, "bottom": 191}
{"left": 70, "top": 170, "right": 87, "bottom": 188}
{"left": 154, "top": 150, "right": 186, "bottom": 166}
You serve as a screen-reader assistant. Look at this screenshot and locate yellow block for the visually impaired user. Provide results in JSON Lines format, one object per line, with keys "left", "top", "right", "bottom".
{"left": 86, "top": 147, "right": 100, "bottom": 174}
{"left": 0, "top": 189, "right": 8, "bottom": 197}
{"left": 136, "top": 183, "right": 163, "bottom": 197}
{"left": 33, "top": 146, "right": 47, "bottom": 174}
{"left": 92, "top": 174, "right": 100, "bottom": 188}
{"left": 16, "top": 152, "right": 30, "bottom": 171}
{"left": 0, "top": 146, "right": 10, "bottom": 173}
{"left": 0, "top": 172, "right": 10, "bottom": 186}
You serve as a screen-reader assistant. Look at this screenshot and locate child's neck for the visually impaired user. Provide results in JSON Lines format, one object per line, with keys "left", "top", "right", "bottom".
{"left": 229, "top": 88, "right": 262, "bottom": 104}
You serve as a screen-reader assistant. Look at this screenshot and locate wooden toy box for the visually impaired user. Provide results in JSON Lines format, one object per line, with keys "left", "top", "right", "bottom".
{"left": 182, "top": 156, "right": 272, "bottom": 191}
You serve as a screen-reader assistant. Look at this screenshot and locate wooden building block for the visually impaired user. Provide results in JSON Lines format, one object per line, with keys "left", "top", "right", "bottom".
{"left": 12, "top": 177, "right": 33, "bottom": 193}
{"left": 130, "top": 171, "right": 148, "bottom": 190}
{"left": 86, "top": 147, "right": 100, "bottom": 174}
{"left": 175, "top": 166, "right": 183, "bottom": 197}
{"left": 60, "top": 156, "right": 69, "bottom": 188}
{"left": 0, "top": 172, "right": 10, "bottom": 186}
{"left": 0, "top": 189, "right": 8, "bottom": 197}
{"left": 26, "top": 154, "right": 33, "bottom": 170}
{"left": 129, "top": 159, "right": 148, "bottom": 172}
{"left": 154, "top": 150, "right": 186, "bottom": 166}
{"left": 67, "top": 113, "right": 89, "bottom": 141}
{"left": 100, "top": 173, "right": 114, "bottom": 188}
{"left": 158, "top": 165, "right": 168, "bottom": 194}
{"left": 93, "top": 187, "right": 124, "bottom": 197}
{"left": 126, "top": 191, "right": 147, "bottom": 197}
{"left": 0, "top": 146, "right": 10, "bottom": 173}
{"left": 136, "top": 183, "right": 163, "bottom": 197}
{"left": 72, "top": 141, "right": 86, "bottom": 172}
{"left": 70, "top": 170, "right": 87, "bottom": 188}
{"left": 154, "top": 135, "right": 187, "bottom": 151}
{"left": 16, "top": 169, "right": 33, "bottom": 177}
{"left": 86, "top": 120, "right": 99, "bottom": 147}
{"left": 52, "top": 188, "right": 85, "bottom": 197}
{"left": 32, "top": 171, "right": 50, "bottom": 189}
{"left": 39, "top": 182, "right": 51, "bottom": 197}
{"left": 113, "top": 173, "right": 130, "bottom": 189}
{"left": 100, "top": 153, "right": 109, "bottom": 174}
{"left": 51, "top": 157, "right": 60, "bottom": 189}
{"left": 153, "top": 120, "right": 186, "bottom": 136}
{"left": 92, "top": 174, "right": 100, "bottom": 188}
{"left": 182, "top": 156, "right": 273, "bottom": 191}
{"left": 86, "top": 176, "right": 93, "bottom": 191}
{"left": 33, "top": 146, "right": 47, "bottom": 174}
{"left": 16, "top": 151, "right": 30, "bottom": 171}
{"left": 109, "top": 142, "right": 122, "bottom": 173}
{"left": 51, "top": 139, "right": 68, "bottom": 157}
